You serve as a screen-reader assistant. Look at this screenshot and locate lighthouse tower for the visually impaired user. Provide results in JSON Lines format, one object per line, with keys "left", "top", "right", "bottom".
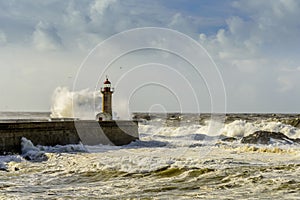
{"left": 100, "top": 77, "right": 114, "bottom": 119}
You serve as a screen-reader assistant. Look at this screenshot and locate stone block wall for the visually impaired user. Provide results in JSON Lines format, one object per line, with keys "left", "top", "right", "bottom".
{"left": 0, "top": 120, "right": 138, "bottom": 154}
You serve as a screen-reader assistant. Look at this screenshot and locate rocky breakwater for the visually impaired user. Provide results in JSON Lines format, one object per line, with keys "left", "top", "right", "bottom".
{"left": 241, "top": 131, "right": 300, "bottom": 145}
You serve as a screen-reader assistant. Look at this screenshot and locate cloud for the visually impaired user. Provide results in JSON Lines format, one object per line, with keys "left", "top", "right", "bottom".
{"left": 1, "top": 0, "right": 228, "bottom": 52}
{"left": 90, "top": 0, "right": 117, "bottom": 20}
{"left": 59, "top": 0, "right": 211, "bottom": 51}
{"left": 0, "top": 30, "right": 6, "bottom": 45}
{"left": 277, "top": 76, "right": 293, "bottom": 92}
{"left": 197, "top": 0, "right": 300, "bottom": 111}
{"left": 277, "top": 65, "right": 300, "bottom": 93}
{"left": 1, "top": 0, "right": 300, "bottom": 112}
{"left": 33, "top": 21, "right": 62, "bottom": 51}
{"left": 201, "top": 0, "right": 300, "bottom": 61}
{"left": 233, "top": 0, "right": 300, "bottom": 54}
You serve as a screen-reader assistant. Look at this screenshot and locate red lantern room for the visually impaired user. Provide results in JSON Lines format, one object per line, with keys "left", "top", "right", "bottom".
{"left": 101, "top": 78, "right": 114, "bottom": 93}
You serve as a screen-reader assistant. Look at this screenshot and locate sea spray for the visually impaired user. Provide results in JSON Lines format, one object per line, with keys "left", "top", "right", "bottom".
{"left": 20, "top": 137, "right": 87, "bottom": 162}
{"left": 50, "top": 87, "right": 101, "bottom": 119}
{"left": 0, "top": 155, "right": 23, "bottom": 171}
{"left": 0, "top": 114, "right": 300, "bottom": 199}
{"left": 219, "top": 119, "right": 300, "bottom": 139}
{"left": 21, "top": 137, "right": 48, "bottom": 162}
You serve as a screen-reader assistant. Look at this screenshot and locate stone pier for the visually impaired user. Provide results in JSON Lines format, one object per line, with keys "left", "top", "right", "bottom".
{"left": 0, "top": 120, "right": 139, "bottom": 154}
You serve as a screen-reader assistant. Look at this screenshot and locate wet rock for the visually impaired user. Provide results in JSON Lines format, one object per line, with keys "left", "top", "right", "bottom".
{"left": 193, "top": 134, "right": 210, "bottom": 141}
{"left": 189, "top": 143, "right": 203, "bottom": 148}
{"left": 221, "top": 137, "right": 238, "bottom": 142}
{"left": 23, "top": 151, "right": 48, "bottom": 162}
{"left": 241, "top": 131, "right": 299, "bottom": 145}
{"left": 280, "top": 118, "right": 300, "bottom": 128}
{"left": 0, "top": 167, "right": 8, "bottom": 172}
{"left": 294, "top": 138, "right": 300, "bottom": 143}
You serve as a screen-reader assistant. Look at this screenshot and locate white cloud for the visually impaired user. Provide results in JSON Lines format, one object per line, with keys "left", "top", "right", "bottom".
{"left": 90, "top": 0, "right": 117, "bottom": 20}
{"left": 0, "top": 0, "right": 227, "bottom": 52}
{"left": 168, "top": 13, "right": 199, "bottom": 36}
{"left": 197, "top": 0, "right": 300, "bottom": 112}
{"left": 232, "top": 0, "right": 300, "bottom": 51}
{"left": 277, "top": 76, "right": 293, "bottom": 92}
{"left": 201, "top": 0, "right": 300, "bottom": 61}
{"left": 1, "top": 0, "right": 300, "bottom": 112}
{"left": 277, "top": 65, "right": 300, "bottom": 93}
{"left": 33, "top": 21, "right": 62, "bottom": 51}
{"left": 0, "top": 30, "right": 6, "bottom": 45}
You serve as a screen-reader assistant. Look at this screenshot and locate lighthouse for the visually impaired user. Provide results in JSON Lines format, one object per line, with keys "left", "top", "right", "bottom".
{"left": 100, "top": 77, "right": 114, "bottom": 120}
{"left": 0, "top": 76, "right": 139, "bottom": 153}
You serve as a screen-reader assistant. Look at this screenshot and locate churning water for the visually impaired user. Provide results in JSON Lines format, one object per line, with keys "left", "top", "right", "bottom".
{"left": 0, "top": 112, "right": 300, "bottom": 199}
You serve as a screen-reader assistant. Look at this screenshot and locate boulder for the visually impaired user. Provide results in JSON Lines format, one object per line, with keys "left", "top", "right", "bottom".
{"left": 221, "top": 136, "right": 238, "bottom": 142}
{"left": 280, "top": 118, "right": 300, "bottom": 128}
{"left": 241, "top": 131, "right": 299, "bottom": 145}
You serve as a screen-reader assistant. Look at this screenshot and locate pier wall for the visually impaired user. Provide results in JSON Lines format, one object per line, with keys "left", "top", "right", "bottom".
{"left": 0, "top": 120, "right": 138, "bottom": 154}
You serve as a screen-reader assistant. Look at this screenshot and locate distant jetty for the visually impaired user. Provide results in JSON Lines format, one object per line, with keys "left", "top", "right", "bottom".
{"left": 0, "top": 78, "right": 139, "bottom": 154}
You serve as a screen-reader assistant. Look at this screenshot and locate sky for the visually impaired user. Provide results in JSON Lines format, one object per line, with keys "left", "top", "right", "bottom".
{"left": 1, "top": 0, "right": 300, "bottom": 114}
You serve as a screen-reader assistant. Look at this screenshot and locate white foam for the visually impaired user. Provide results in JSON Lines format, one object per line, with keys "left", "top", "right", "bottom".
{"left": 137, "top": 119, "right": 300, "bottom": 150}
{"left": 37, "top": 143, "right": 87, "bottom": 153}
{"left": 50, "top": 143, "right": 300, "bottom": 175}
{"left": 20, "top": 137, "right": 88, "bottom": 162}
{"left": 219, "top": 120, "right": 257, "bottom": 137}
{"left": 21, "top": 137, "right": 48, "bottom": 162}
{"left": 50, "top": 87, "right": 101, "bottom": 119}
{"left": 0, "top": 155, "right": 23, "bottom": 171}
{"left": 139, "top": 122, "right": 205, "bottom": 138}
{"left": 219, "top": 120, "right": 300, "bottom": 138}
{"left": 84, "top": 144, "right": 121, "bottom": 153}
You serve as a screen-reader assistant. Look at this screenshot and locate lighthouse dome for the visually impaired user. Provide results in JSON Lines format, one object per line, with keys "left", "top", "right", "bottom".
{"left": 104, "top": 78, "right": 111, "bottom": 84}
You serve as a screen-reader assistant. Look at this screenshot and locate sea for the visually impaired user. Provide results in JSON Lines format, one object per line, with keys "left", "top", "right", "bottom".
{"left": 0, "top": 112, "right": 300, "bottom": 199}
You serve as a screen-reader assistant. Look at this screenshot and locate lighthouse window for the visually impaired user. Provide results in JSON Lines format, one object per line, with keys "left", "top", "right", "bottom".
{"left": 104, "top": 84, "right": 111, "bottom": 87}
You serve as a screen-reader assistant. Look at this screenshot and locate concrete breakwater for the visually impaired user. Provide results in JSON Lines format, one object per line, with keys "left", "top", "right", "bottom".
{"left": 0, "top": 120, "right": 139, "bottom": 154}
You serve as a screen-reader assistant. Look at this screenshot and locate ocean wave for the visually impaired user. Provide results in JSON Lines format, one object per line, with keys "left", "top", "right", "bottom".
{"left": 0, "top": 155, "right": 23, "bottom": 171}
{"left": 21, "top": 137, "right": 87, "bottom": 162}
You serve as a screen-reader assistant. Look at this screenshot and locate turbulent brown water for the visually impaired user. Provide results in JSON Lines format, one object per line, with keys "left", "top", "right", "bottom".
{"left": 0, "top": 112, "right": 300, "bottom": 199}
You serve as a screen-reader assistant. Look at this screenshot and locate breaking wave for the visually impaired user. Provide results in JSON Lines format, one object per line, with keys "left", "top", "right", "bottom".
{"left": 50, "top": 87, "right": 101, "bottom": 119}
